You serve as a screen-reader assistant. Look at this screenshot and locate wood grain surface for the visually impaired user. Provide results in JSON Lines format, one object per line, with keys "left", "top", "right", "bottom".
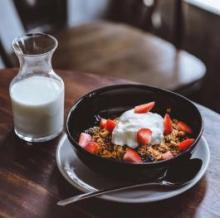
{"left": 54, "top": 22, "right": 206, "bottom": 92}
{"left": 0, "top": 68, "right": 219, "bottom": 218}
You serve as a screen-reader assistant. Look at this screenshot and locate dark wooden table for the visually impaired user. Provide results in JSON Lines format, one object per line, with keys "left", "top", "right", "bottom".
{"left": 54, "top": 22, "right": 206, "bottom": 94}
{"left": 0, "top": 69, "right": 220, "bottom": 218}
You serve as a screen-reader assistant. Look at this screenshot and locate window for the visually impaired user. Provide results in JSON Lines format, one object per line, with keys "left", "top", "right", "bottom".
{"left": 185, "top": 0, "right": 220, "bottom": 15}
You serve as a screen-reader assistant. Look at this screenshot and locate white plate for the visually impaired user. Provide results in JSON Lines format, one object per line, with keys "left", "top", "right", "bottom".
{"left": 56, "top": 135, "right": 210, "bottom": 203}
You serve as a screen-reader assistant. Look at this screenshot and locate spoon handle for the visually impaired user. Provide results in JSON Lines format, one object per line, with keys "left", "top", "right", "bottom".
{"left": 57, "top": 181, "right": 171, "bottom": 206}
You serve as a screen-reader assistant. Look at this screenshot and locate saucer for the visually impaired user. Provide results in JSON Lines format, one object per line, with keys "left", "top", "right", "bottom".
{"left": 56, "top": 135, "right": 210, "bottom": 203}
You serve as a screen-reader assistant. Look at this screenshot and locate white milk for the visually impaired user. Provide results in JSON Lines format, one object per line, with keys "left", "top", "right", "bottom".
{"left": 10, "top": 76, "right": 64, "bottom": 140}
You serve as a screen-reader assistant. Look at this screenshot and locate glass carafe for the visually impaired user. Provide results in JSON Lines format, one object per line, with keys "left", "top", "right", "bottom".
{"left": 9, "top": 33, "right": 64, "bottom": 142}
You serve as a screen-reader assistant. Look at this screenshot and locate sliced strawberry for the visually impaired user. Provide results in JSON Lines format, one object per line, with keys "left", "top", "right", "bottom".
{"left": 106, "top": 119, "right": 116, "bottom": 132}
{"left": 137, "top": 128, "right": 152, "bottom": 145}
{"left": 164, "top": 113, "right": 172, "bottom": 135}
{"left": 178, "top": 138, "right": 195, "bottom": 151}
{"left": 78, "top": 132, "right": 92, "bottom": 148}
{"left": 84, "top": 142, "right": 99, "bottom": 154}
{"left": 100, "top": 118, "right": 107, "bottom": 129}
{"left": 161, "top": 151, "right": 174, "bottom": 160}
{"left": 134, "top": 101, "right": 155, "bottom": 113}
{"left": 123, "top": 148, "right": 143, "bottom": 164}
{"left": 177, "top": 121, "right": 193, "bottom": 134}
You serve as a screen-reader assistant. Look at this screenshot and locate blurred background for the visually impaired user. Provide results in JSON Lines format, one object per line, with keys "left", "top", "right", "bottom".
{"left": 0, "top": 0, "right": 220, "bottom": 113}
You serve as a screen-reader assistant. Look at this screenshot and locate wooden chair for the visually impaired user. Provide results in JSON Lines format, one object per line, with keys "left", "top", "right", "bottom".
{"left": 13, "top": 0, "right": 67, "bottom": 33}
{"left": 54, "top": 0, "right": 206, "bottom": 94}
{"left": 0, "top": 0, "right": 206, "bottom": 95}
{"left": 0, "top": 0, "right": 67, "bottom": 68}
{"left": 0, "top": 40, "right": 11, "bottom": 68}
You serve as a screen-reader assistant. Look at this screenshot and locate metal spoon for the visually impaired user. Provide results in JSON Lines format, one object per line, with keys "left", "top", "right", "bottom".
{"left": 57, "top": 158, "right": 202, "bottom": 206}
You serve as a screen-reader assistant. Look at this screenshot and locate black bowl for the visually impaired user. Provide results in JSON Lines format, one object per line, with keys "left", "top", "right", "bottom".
{"left": 66, "top": 84, "right": 203, "bottom": 180}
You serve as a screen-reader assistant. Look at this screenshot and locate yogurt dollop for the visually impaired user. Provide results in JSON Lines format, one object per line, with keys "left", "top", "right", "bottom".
{"left": 112, "top": 109, "right": 164, "bottom": 148}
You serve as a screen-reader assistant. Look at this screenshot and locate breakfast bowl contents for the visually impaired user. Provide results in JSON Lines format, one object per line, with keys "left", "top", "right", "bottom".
{"left": 66, "top": 85, "right": 203, "bottom": 178}
{"left": 78, "top": 101, "right": 195, "bottom": 164}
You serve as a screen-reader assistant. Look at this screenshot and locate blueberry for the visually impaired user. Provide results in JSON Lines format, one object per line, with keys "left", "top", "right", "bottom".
{"left": 144, "top": 155, "right": 155, "bottom": 162}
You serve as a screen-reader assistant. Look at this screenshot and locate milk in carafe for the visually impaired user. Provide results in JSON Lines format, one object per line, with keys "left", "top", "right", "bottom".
{"left": 10, "top": 76, "right": 64, "bottom": 141}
